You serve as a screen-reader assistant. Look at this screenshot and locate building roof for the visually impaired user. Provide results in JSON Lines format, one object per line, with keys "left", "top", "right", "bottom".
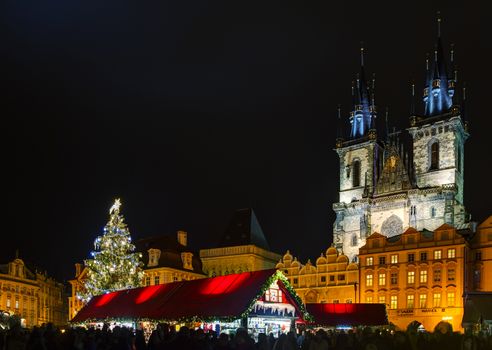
{"left": 218, "top": 208, "right": 270, "bottom": 250}
{"left": 71, "top": 269, "right": 307, "bottom": 323}
{"left": 135, "top": 235, "right": 204, "bottom": 275}
{"left": 306, "top": 303, "right": 388, "bottom": 326}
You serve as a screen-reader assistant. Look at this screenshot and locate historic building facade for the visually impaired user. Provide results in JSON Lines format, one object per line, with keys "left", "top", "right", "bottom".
{"left": 358, "top": 224, "right": 468, "bottom": 332}
{"left": 0, "top": 257, "right": 66, "bottom": 327}
{"left": 333, "top": 25, "right": 469, "bottom": 262}
{"left": 276, "top": 247, "right": 358, "bottom": 304}
{"left": 468, "top": 216, "right": 492, "bottom": 292}
{"left": 69, "top": 230, "right": 206, "bottom": 320}
{"left": 200, "top": 208, "right": 281, "bottom": 277}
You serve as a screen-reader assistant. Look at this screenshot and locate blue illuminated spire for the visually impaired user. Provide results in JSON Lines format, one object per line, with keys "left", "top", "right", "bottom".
{"left": 423, "top": 13, "right": 454, "bottom": 116}
{"left": 350, "top": 45, "right": 375, "bottom": 139}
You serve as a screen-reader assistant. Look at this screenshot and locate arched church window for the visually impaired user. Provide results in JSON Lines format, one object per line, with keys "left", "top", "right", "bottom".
{"left": 430, "top": 141, "right": 439, "bottom": 170}
{"left": 352, "top": 160, "right": 361, "bottom": 187}
{"left": 352, "top": 235, "right": 358, "bottom": 247}
{"left": 431, "top": 207, "right": 436, "bottom": 218}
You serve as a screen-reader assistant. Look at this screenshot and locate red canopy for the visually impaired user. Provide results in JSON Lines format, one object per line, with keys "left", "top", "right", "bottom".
{"left": 72, "top": 269, "right": 306, "bottom": 323}
{"left": 306, "top": 303, "right": 388, "bottom": 326}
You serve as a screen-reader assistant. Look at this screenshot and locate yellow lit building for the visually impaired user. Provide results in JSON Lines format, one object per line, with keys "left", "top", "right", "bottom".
{"left": 0, "top": 257, "right": 66, "bottom": 327}
{"left": 69, "top": 231, "right": 206, "bottom": 320}
{"left": 359, "top": 224, "right": 467, "bottom": 332}
{"left": 200, "top": 209, "right": 281, "bottom": 276}
{"left": 469, "top": 216, "right": 492, "bottom": 291}
{"left": 276, "top": 246, "right": 359, "bottom": 304}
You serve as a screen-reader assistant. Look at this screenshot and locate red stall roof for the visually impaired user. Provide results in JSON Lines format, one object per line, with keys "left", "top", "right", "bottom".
{"left": 306, "top": 303, "right": 388, "bottom": 327}
{"left": 72, "top": 269, "right": 308, "bottom": 323}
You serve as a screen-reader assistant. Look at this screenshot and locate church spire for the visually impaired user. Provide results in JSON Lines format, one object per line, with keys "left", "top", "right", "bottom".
{"left": 423, "top": 12, "right": 454, "bottom": 116}
{"left": 336, "top": 105, "right": 344, "bottom": 148}
{"left": 350, "top": 44, "right": 375, "bottom": 139}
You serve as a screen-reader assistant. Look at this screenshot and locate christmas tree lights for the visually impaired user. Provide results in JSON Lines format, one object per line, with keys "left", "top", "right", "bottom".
{"left": 78, "top": 199, "right": 144, "bottom": 302}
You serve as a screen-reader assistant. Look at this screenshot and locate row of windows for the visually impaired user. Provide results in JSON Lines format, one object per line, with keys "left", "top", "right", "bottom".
{"left": 289, "top": 274, "right": 347, "bottom": 286}
{"left": 365, "top": 268, "right": 455, "bottom": 287}
{"left": 365, "top": 248, "right": 456, "bottom": 266}
{"left": 366, "top": 292, "right": 456, "bottom": 309}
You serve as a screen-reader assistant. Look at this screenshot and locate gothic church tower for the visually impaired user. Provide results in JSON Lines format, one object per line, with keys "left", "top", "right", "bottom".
{"left": 333, "top": 17, "right": 469, "bottom": 262}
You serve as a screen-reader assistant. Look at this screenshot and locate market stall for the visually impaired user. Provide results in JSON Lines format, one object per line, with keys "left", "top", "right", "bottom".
{"left": 71, "top": 269, "right": 310, "bottom": 338}
{"left": 306, "top": 303, "right": 388, "bottom": 328}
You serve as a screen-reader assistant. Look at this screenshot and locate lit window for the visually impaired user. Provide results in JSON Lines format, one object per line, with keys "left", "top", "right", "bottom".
{"left": 407, "top": 295, "right": 415, "bottom": 308}
{"left": 378, "top": 295, "right": 386, "bottom": 304}
{"left": 419, "top": 294, "right": 427, "bottom": 308}
{"left": 408, "top": 253, "right": 415, "bottom": 262}
{"left": 434, "top": 250, "right": 442, "bottom": 260}
{"left": 145, "top": 277, "right": 150, "bottom": 286}
{"left": 447, "top": 292, "right": 455, "bottom": 307}
{"left": 448, "top": 249, "right": 456, "bottom": 258}
{"left": 265, "top": 288, "right": 282, "bottom": 303}
{"left": 420, "top": 270, "right": 428, "bottom": 283}
{"left": 447, "top": 268, "right": 455, "bottom": 281}
{"left": 433, "top": 293, "right": 441, "bottom": 307}
{"left": 434, "top": 269, "right": 441, "bottom": 282}
{"left": 366, "top": 296, "right": 373, "bottom": 303}
{"left": 6, "top": 298, "right": 10, "bottom": 308}
{"left": 390, "top": 295, "right": 398, "bottom": 309}
{"left": 366, "top": 257, "right": 373, "bottom": 266}
{"left": 366, "top": 274, "right": 373, "bottom": 287}
{"left": 346, "top": 299, "right": 353, "bottom": 303}
{"left": 379, "top": 257, "right": 386, "bottom": 265}
{"left": 391, "top": 273, "right": 398, "bottom": 285}
{"left": 407, "top": 271, "right": 415, "bottom": 284}
{"left": 15, "top": 300, "right": 19, "bottom": 309}
{"left": 379, "top": 273, "right": 386, "bottom": 286}
{"left": 391, "top": 255, "right": 398, "bottom": 264}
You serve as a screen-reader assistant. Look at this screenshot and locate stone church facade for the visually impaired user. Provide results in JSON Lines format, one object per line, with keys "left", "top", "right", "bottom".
{"left": 333, "top": 28, "right": 469, "bottom": 262}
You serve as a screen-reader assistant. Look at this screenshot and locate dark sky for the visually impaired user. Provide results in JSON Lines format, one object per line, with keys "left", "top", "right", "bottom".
{"left": 5, "top": 1, "right": 492, "bottom": 283}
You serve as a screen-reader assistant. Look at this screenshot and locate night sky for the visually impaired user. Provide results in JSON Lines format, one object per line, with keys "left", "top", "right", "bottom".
{"left": 5, "top": 1, "right": 492, "bottom": 283}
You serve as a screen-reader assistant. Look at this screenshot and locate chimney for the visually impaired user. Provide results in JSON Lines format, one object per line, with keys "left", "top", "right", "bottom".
{"left": 75, "top": 263, "right": 82, "bottom": 278}
{"left": 177, "top": 230, "right": 187, "bottom": 246}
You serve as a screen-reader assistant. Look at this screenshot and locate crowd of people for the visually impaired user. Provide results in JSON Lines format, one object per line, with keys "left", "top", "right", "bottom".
{"left": 1, "top": 322, "right": 491, "bottom": 350}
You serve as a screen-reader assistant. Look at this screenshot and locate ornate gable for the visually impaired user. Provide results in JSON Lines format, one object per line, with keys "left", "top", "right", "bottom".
{"left": 375, "top": 146, "right": 412, "bottom": 195}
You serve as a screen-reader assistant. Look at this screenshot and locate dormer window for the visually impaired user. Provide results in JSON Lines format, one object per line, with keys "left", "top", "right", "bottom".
{"left": 181, "top": 252, "right": 193, "bottom": 270}
{"left": 147, "top": 249, "right": 161, "bottom": 267}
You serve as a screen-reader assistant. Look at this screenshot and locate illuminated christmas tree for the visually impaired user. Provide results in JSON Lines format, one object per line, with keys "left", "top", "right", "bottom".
{"left": 79, "top": 199, "right": 144, "bottom": 301}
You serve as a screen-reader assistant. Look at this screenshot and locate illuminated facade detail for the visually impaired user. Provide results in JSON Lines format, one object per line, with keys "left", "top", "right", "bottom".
{"left": 275, "top": 246, "right": 359, "bottom": 304}
{"left": 333, "top": 25, "right": 470, "bottom": 263}
{"left": 200, "top": 209, "right": 281, "bottom": 277}
{"left": 0, "top": 257, "right": 66, "bottom": 327}
{"left": 468, "top": 216, "right": 492, "bottom": 291}
{"left": 358, "top": 224, "right": 467, "bottom": 332}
